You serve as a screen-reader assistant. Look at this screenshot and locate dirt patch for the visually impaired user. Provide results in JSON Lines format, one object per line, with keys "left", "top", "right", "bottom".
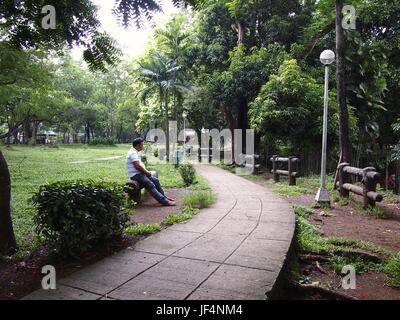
{"left": 0, "top": 188, "right": 187, "bottom": 300}
{"left": 246, "top": 173, "right": 400, "bottom": 300}
{"left": 132, "top": 188, "right": 190, "bottom": 225}
{"left": 290, "top": 261, "right": 400, "bottom": 300}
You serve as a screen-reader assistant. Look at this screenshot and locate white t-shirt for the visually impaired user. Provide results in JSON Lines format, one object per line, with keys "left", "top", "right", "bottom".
{"left": 126, "top": 148, "right": 145, "bottom": 178}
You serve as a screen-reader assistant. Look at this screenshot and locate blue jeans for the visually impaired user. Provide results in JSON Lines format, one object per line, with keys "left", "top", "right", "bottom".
{"left": 131, "top": 174, "right": 167, "bottom": 205}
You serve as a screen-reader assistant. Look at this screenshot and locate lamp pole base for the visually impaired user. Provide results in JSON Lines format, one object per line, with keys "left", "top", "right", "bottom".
{"left": 315, "top": 188, "right": 331, "bottom": 204}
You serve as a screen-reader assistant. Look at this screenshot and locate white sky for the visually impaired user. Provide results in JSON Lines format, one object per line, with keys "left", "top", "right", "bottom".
{"left": 72, "top": 0, "right": 180, "bottom": 61}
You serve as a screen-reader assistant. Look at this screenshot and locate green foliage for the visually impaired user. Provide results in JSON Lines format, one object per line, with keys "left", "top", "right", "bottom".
{"left": 88, "top": 138, "right": 117, "bottom": 146}
{"left": 163, "top": 207, "right": 200, "bottom": 225}
{"left": 179, "top": 163, "right": 197, "bottom": 186}
{"left": 353, "top": 202, "right": 390, "bottom": 219}
{"left": 330, "top": 255, "right": 383, "bottom": 275}
{"left": 183, "top": 191, "right": 215, "bottom": 209}
{"left": 124, "top": 223, "right": 161, "bottom": 235}
{"left": 385, "top": 254, "right": 400, "bottom": 288}
{"left": 293, "top": 205, "right": 314, "bottom": 218}
{"left": 272, "top": 184, "right": 312, "bottom": 196}
{"left": 249, "top": 59, "right": 337, "bottom": 148}
{"left": 31, "top": 180, "right": 129, "bottom": 258}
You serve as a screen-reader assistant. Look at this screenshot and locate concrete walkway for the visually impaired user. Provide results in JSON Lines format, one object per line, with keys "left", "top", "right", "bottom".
{"left": 24, "top": 165, "right": 295, "bottom": 300}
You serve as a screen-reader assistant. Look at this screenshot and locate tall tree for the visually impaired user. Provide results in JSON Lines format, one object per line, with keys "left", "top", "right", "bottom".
{"left": 0, "top": 151, "right": 16, "bottom": 255}
{"left": 137, "top": 51, "right": 188, "bottom": 162}
{"left": 335, "top": 0, "right": 351, "bottom": 163}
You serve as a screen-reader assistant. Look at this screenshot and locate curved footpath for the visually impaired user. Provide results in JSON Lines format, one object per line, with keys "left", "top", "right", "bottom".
{"left": 24, "top": 165, "right": 295, "bottom": 300}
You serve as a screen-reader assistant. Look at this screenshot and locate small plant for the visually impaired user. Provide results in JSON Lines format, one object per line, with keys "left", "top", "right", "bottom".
{"left": 338, "top": 196, "right": 350, "bottom": 206}
{"left": 32, "top": 180, "right": 128, "bottom": 258}
{"left": 124, "top": 224, "right": 161, "bottom": 235}
{"left": 330, "top": 255, "right": 383, "bottom": 275}
{"left": 312, "top": 201, "right": 331, "bottom": 209}
{"left": 183, "top": 191, "right": 215, "bottom": 209}
{"left": 293, "top": 205, "right": 314, "bottom": 218}
{"left": 272, "top": 185, "right": 311, "bottom": 196}
{"left": 354, "top": 203, "right": 389, "bottom": 219}
{"left": 163, "top": 207, "right": 200, "bottom": 225}
{"left": 179, "top": 163, "right": 197, "bottom": 187}
{"left": 385, "top": 253, "right": 400, "bottom": 288}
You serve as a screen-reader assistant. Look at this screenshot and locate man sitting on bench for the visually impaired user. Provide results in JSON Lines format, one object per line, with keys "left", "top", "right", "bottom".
{"left": 126, "top": 138, "right": 176, "bottom": 207}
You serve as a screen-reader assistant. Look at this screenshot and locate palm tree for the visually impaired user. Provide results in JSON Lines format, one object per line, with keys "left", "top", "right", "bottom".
{"left": 137, "top": 51, "right": 189, "bottom": 162}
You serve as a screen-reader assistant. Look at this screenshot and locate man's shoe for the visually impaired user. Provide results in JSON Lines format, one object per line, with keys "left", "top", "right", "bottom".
{"left": 163, "top": 200, "right": 176, "bottom": 207}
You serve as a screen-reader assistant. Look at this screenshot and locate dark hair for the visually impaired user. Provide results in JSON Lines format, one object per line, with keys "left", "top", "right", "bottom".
{"left": 132, "top": 137, "right": 144, "bottom": 148}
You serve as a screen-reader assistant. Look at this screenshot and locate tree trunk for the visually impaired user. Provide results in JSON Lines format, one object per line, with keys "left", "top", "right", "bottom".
{"left": 23, "top": 120, "right": 31, "bottom": 144}
{"left": 165, "top": 92, "right": 170, "bottom": 163}
{"left": 394, "top": 162, "right": 400, "bottom": 195}
{"left": 336, "top": 0, "right": 351, "bottom": 163}
{"left": 30, "top": 121, "right": 38, "bottom": 145}
{"left": 0, "top": 150, "right": 17, "bottom": 255}
{"left": 85, "top": 123, "right": 91, "bottom": 144}
{"left": 236, "top": 20, "right": 245, "bottom": 45}
{"left": 237, "top": 97, "right": 249, "bottom": 153}
{"left": 223, "top": 105, "right": 236, "bottom": 162}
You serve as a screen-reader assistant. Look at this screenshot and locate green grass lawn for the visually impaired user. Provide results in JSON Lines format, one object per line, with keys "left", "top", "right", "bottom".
{"left": 1, "top": 144, "right": 190, "bottom": 258}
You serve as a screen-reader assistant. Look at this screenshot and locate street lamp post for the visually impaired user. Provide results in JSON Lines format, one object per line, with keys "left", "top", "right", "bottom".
{"left": 183, "top": 112, "right": 187, "bottom": 158}
{"left": 315, "top": 49, "right": 335, "bottom": 205}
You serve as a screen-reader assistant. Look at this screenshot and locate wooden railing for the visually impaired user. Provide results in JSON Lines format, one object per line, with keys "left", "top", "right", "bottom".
{"left": 336, "top": 163, "right": 383, "bottom": 208}
{"left": 270, "top": 155, "right": 300, "bottom": 186}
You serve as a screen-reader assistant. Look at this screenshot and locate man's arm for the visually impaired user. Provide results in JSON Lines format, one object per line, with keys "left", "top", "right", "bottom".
{"left": 133, "top": 160, "right": 152, "bottom": 177}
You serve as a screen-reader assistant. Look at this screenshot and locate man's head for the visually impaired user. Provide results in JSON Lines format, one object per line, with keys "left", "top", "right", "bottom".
{"left": 132, "top": 137, "right": 145, "bottom": 151}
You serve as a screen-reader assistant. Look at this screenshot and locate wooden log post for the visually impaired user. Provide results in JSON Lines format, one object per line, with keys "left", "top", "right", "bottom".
{"left": 198, "top": 148, "right": 202, "bottom": 163}
{"left": 362, "top": 167, "right": 378, "bottom": 208}
{"left": 338, "top": 162, "right": 350, "bottom": 198}
{"left": 272, "top": 155, "right": 279, "bottom": 183}
{"left": 125, "top": 180, "right": 142, "bottom": 204}
{"left": 288, "top": 156, "right": 296, "bottom": 186}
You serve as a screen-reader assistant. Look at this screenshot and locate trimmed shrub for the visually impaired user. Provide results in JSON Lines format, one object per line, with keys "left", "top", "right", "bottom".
{"left": 32, "top": 180, "right": 129, "bottom": 257}
{"left": 88, "top": 138, "right": 116, "bottom": 146}
{"left": 179, "top": 163, "right": 196, "bottom": 187}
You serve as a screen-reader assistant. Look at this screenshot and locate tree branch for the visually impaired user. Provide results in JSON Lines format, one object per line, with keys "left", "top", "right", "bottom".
{"left": 301, "top": 20, "right": 335, "bottom": 60}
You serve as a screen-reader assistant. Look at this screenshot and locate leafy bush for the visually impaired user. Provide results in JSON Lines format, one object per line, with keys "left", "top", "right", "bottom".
{"left": 32, "top": 180, "right": 129, "bottom": 257}
{"left": 179, "top": 163, "right": 196, "bottom": 187}
{"left": 88, "top": 138, "right": 116, "bottom": 146}
{"left": 385, "top": 253, "right": 400, "bottom": 287}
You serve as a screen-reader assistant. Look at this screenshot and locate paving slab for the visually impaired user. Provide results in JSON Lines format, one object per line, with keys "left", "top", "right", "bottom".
{"left": 187, "top": 264, "right": 276, "bottom": 300}
{"left": 134, "top": 229, "right": 202, "bottom": 256}
{"left": 59, "top": 251, "right": 165, "bottom": 295}
{"left": 173, "top": 233, "right": 246, "bottom": 263}
{"left": 108, "top": 257, "right": 219, "bottom": 300}
{"left": 23, "top": 285, "right": 101, "bottom": 300}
